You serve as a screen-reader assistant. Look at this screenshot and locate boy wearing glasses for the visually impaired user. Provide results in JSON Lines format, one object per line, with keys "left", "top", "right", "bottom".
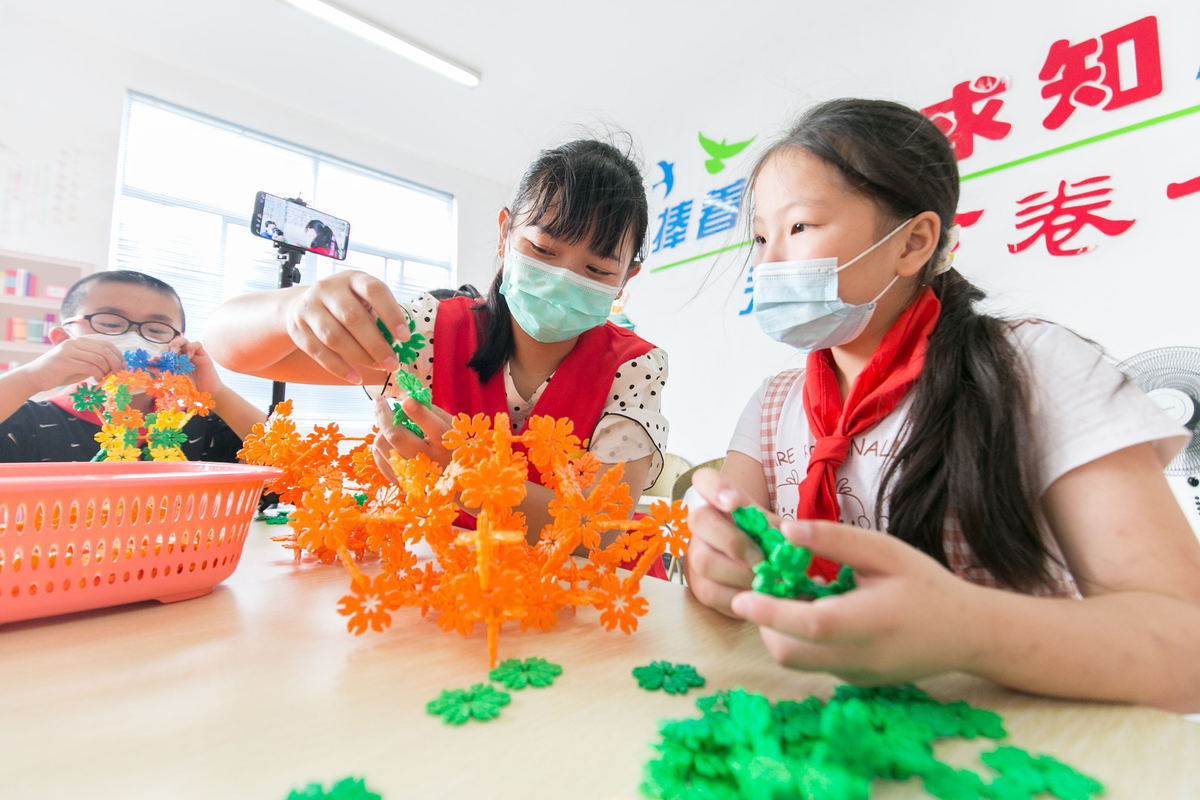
{"left": 0, "top": 270, "right": 265, "bottom": 462}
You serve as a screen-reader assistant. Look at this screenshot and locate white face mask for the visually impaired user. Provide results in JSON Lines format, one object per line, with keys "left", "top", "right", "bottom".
{"left": 752, "top": 218, "right": 912, "bottom": 353}
{"left": 76, "top": 331, "right": 170, "bottom": 361}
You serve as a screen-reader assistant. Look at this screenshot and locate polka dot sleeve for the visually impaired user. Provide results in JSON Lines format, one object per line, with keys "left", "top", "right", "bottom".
{"left": 589, "top": 347, "right": 670, "bottom": 491}
{"left": 381, "top": 292, "right": 439, "bottom": 397}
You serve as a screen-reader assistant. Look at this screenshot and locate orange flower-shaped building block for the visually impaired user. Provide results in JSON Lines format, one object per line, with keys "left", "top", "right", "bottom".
{"left": 337, "top": 572, "right": 404, "bottom": 634}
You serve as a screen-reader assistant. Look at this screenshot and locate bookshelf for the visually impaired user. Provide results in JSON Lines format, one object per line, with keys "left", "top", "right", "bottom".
{"left": 0, "top": 250, "right": 91, "bottom": 372}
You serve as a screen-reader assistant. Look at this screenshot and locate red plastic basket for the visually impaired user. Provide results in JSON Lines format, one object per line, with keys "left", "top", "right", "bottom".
{"left": 0, "top": 461, "right": 281, "bottom": 624}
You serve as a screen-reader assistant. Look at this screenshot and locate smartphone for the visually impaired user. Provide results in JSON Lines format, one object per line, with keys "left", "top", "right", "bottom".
{"left": 251, "top": 192, "right": 351, "bottom": 260}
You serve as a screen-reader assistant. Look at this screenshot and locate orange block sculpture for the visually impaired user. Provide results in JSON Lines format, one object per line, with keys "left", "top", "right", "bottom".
{"left": 239, "top": 401, "right": 690, "bottom": 667}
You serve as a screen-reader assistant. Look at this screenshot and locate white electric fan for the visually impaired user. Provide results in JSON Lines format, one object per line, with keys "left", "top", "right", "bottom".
{"left": 1117, "top": 347, "right": 1200, "bottom": 476}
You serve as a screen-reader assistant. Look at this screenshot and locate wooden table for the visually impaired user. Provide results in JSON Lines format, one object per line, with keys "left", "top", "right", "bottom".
{"left": 2, "top": 522, "right": 1197, "bottom": 799}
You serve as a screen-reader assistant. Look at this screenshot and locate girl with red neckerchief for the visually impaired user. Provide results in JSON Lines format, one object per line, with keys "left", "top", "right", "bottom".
{"left": 684, "top": 99, "right": 1199, "bottom": 712}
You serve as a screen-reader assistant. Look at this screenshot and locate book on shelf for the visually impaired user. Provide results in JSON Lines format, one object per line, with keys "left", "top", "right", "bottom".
{"left": 2, "top": 269, "right": 39, "bottom": 298}
{"left": 3, "top": 313, "right": 57, "bottom": 344}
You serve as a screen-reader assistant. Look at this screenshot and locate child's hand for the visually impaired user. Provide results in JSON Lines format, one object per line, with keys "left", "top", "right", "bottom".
{"left": 285, "top": 270, "right": 408, "bottom": 384}
{"left": 14, "top": 336, "right": 126, "bottom": 394}
{"left": 172, "top": 339, "right": 223, "bottom": 397}
{"left": 730, "top": 519, "right": 988, "bottom": 686}
{"left": 684, "top": 468, "right": 771, "bottom": 618}
{"left": 371, "top": 396, "right": 454, "bottom": 479}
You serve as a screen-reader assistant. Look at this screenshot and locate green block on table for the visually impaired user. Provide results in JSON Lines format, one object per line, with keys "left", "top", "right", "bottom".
{"left": 489, "top": 657, "right": 563, "bottom": 690}
{"left": 633, "top": 660, "right": 706, "bottom": 694}
{"left": 285, "top": 775, "right": 381, "bottom": 800}
{"left": 426, "top": 683, "right": 511, "bottom": 725}
{"left": 638, "top": 684, "right": 1101, "bottom": 800}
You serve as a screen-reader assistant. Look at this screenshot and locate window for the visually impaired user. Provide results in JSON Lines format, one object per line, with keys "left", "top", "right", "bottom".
{"left": 111, "top": 93, "right": 455, "bottom": 429}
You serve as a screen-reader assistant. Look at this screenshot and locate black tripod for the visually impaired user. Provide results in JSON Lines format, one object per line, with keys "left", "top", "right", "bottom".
{"left": 269, "top": 198, "right": 308, "bottom": 414}
{"left": 260, "top": 207, "right": 307, "bottom": 514}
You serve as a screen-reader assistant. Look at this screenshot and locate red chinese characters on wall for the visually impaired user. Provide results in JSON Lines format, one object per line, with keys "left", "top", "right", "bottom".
{"left": 1038, "top": 16, "right": 1163, "bottom": 130}
{"left": 923, "top": 76, "right": 1013, "bottom": 160}
{"left": 1166, "top": 177, "right": 1200, "bottom": 200}
{"left": 1008, "top": 176, "right": 1135, "bottom": 256}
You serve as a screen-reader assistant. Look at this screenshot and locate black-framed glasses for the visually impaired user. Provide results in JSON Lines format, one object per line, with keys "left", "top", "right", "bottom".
{"left": 62, "top": 312, "right": 182, "bottom": 345}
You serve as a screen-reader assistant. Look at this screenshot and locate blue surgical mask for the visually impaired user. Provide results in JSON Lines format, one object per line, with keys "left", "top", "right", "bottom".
{"left": 752, "top": 218, "right": 912, "bottom": 353}
{"left": 499, "top": 247, "right": 619, "bottom": 343}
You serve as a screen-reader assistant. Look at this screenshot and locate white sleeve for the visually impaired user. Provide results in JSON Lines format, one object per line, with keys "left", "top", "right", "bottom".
{"left": 727, "top": 379, "right": 770, "bottom": 463}
{"left": 1015, "top": 322, "right": 1190, "bottom": 493}
{"left": 589, "top": 347, "right": 669, "bottom": 491}
{"left": 383, "top": 293, "right": 439, "bottom": 395}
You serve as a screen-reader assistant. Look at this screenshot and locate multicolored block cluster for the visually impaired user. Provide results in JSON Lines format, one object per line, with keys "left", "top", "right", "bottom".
{"left": 70, "top": 348, "right": 214, "bottom": 462}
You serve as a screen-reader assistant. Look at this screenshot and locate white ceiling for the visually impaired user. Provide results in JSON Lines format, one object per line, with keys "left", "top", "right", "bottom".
{"left": 37, "top": 0, "right": 1132, "bottom": 188}
{"left": 37, "top": 0, "right": 950, "bottom": 186}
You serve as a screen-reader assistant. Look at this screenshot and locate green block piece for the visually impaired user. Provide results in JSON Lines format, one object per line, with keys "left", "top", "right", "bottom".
{"left": 70, "top": 384, "right": 107, "bottom": 413}
{"left": 374, "top": 317, "right": 397, "bottom": 345}
{"left": 638, "top": 684, "right": 1103, "bottom": 800}
{"left": 376, "top": 316, "right": 427, "bottom": 365}
{"left": 426, "top": 683, "right": 511, "bottom": 725}
{"left": 148, "top": 427, "right": 188, "bottom": 449}
{"left": 633, "top": 660, "right": 707, "bottom": 695}
{"left": 111, "top": 384, "right": 133, "bottom": 412}
{"left": 732, "top": 505, "right": 855, "bottom": 600}
{"left": 284, "top": 776, "right": 382, "bottom": 800}
{"left": 489, "top": 656, "right": 563, "bottom": 690}
{"left": 391, "top": 404, "right": 425, "bottom": 437}
{"left": 394, "top": 370, "right": 432, "bottom": 407}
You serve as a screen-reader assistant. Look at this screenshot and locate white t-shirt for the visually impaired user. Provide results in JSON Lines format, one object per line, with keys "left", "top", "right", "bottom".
{"left": 384, "top": 293, "right": 670, "bottom": 490}
{"left": 728, "top": 321, "right": 1189, "bottom": 591}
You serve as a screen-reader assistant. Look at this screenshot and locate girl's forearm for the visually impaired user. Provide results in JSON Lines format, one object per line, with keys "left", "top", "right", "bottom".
{"left": 965, "top": 586, "right": 1200, "bottom": 712}
{"left": 205, "top": 287, "right": 304, "bottom": 374}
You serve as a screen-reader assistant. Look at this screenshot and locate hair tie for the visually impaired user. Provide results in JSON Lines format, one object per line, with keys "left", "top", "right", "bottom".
{"left": 933, "top": 224, "right": 961, "bottom": 275}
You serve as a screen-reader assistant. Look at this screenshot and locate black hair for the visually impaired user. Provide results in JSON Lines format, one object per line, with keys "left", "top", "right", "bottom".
{"left": 427, "top": 283, "right": 482, "bottom": 301}
{"left": 751, "top": 99, "right": 1053, "bottom": 591}
{"left": 61, "top": 269, "right": 187, "bottom": 332}
{"left": 306, "top": 220, "right": 334, "bottom": 249}
{"left": 467, "top": 138, "right": 649, "bottom": 382}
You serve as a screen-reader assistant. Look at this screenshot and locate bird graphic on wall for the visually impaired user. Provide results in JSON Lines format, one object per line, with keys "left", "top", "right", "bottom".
{"left": 652, "top": 160, "right": 676, "bottom": 198}
{"left": 697, "top": 132, "right": 756, "bottom": 174}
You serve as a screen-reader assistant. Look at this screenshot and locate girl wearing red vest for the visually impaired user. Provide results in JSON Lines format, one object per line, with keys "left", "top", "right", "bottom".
{"left": 207, "top": 140, "right": 669, "bottom": 538}
{"left": 684, "top": 99, "right": 1200, "bottom": 711}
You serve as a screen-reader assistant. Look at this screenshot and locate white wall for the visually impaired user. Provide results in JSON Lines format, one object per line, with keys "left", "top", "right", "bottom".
{"left": 624, "top": 3, "right": 1200, "bottom": 476}
{"left": 0, "top": 4, "right": 510, "bottom": 292}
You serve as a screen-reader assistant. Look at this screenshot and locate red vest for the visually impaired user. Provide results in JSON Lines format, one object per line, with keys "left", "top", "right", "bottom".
{"left": 432, "top": 296, "right": 657, "bottom": 467}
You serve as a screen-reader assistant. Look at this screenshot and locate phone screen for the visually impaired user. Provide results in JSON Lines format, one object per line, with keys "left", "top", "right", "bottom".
{"left": 253, "top": 192, "right": 351, "bottom": 260}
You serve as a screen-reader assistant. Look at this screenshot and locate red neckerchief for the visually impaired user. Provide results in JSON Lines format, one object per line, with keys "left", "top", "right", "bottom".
{"left": 797, "top": 287, "right": 942, "bottom": 581}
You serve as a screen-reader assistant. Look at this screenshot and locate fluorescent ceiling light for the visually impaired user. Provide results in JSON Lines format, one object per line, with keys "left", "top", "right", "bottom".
{"left": 278, "top": 0, "right": 481, "bottom": 88}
